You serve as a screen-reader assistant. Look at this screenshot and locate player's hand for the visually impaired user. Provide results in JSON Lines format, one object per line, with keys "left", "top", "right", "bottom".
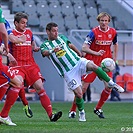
{"left": 19, "top": 34, "right": 26, "bottom": 43}
{"left": 0, "top": 44, "right": 4, "bottom": 54}
{"left": 97, "top": 50, "right": 106, "bottom": 56}
{"left": 33, "top": 47, "right": 40, "bottom": 52}
{"left": 54, "top": 47, "right": 62, "bottom": 52}
{"left": 0, "top": 44, "right": 9, "bottom": 55}
{"left": 7, "top": 53, "right": 18, "bottom": 66}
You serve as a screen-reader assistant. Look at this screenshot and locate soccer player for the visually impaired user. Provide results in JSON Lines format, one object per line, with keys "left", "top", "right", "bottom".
{"left": 0, "top": 7, "right": 22, "bottom": 89}
{"left": 69, "top": 12, "right": 121, "bottom": 119}
{"left": 7, "top": 19, "right": 33, "bottom": 118}
{"left": 0, "top": 12, "right": 62, "bottom": 126}
{"left": 0, "top": 7, "right": 23, "bottom": 125}
{"left": 40, "top": 22, "right": 124, "bottom": 122}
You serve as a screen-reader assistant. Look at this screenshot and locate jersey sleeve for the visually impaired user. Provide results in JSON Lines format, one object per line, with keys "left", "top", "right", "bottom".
{"left": 60, "top": 34, "right": 71, "bottom": 45}
{"left": 84, "top": 30, "right": 95, "bottom": 46}
{"left": 5, "top": 20, "right": 12, "bottom": 35}
{"left": 0, "top": 8, "right": 5, "bottom": 23}
{"left": 40, "top": 41, "right": 49, "bottom": 53}
{"left": 112, "top": 33, "right": 117, "bottom": 45}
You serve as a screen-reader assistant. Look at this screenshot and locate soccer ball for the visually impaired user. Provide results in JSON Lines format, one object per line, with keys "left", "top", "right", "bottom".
{"left": 101, "top": 58, "right": 116, "bottom": 72}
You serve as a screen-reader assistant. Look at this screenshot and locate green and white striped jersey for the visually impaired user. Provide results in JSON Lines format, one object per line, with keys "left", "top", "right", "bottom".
{"left": 40, "top": 34, "right": 80, "bottom": 76}
{"left": 0, "top": 8, "right": 5, "bottom": 23}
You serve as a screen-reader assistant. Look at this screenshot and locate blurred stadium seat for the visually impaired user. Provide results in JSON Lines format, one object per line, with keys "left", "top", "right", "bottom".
{"left": 6, "top": 0, "right": 133, "bottom": 34}
{"left": 10, "top": 0, "right": 25, "bottom": 13}
{"left": 77, "top": 14, "right": 89, "bottom": 29}
{"left": 28, "top": 13, "right": 40, "bottom": 27}
{"left": 39, "top": 14, "right": 52, "bottom": 32}
{"left": 126, "top": 81, "right": 133, "bottom": 91}
{"left": 116, "top": 75, "right": 125, "bottom": 89}
{"left": 115, "top": 21, "right": 128, "bottom": 30}
{"left": 36, "top": 1, "right": 49, "bottom": 17}
{"left": 123, "top": 73, "right": 133, "bottom": 91}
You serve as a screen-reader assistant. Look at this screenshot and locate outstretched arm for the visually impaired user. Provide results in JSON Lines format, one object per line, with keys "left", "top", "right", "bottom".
{"left": 69, "top": 43, "right": 82, "bottom": 57}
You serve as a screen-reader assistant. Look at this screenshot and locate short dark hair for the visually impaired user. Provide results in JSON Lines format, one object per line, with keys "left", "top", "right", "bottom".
{"left": 14, "top": 12, "right": 28, "bottom": 23}
{"left": 46, "top": 22, "right": 58, "bottom": 31}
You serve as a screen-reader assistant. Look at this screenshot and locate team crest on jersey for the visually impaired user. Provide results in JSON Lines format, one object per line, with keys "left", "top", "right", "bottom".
{"left": 27, "top": 34, "right": 30, "bottom": 38}
{"left": 108, "top": 34, "right": 112, "bottom": 38}
{"left": 56, "top": 49, "right": 66, "bottom": 58}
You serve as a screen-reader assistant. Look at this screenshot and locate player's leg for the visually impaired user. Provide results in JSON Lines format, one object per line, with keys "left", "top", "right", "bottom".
{"left": 0, "top": 71, "right": 23, "bottom": 126}
{"left": 68, "top": 97, "right": 77, "bottom": 118}
{"left": 0, "top": 85, "right": 8, "bottom": 100}
{"left": 94, "top": 72, "right": 112, "bottom": 118}
{"left": 0, "top": 74, "right": 10, "bottom": 100}
{"left": 86, "top": 84, "right": 91, "bottom": 102}
{"left": 68, "top": 81, "right": 90, "bottom": 119}
{"left": 73, "top": 86, "right": 86, "bottom": 122}
{"left": 19, "top": 87, "right": 33, "bottom": 118}
{"left": 0, "top": 65, "right": 22, "bottom": 88}
{"left": 86, "top": 61, "right": 124, "bottom": 92}
{"left": 68, "top": 72, "right": 94, "bottom": 119}
{"left": 0, "top": 85, "right": 23, "bottom": 126}
{"left": 33, "top": 79, "right": 62, "bottom": 122}
{"left": 27, "top": 65, "right": 62, "bottom": 122}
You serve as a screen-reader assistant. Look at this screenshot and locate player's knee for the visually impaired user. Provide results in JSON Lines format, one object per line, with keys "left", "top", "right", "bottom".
{"left": 37, "top": 89, "right": 46, "bottom": 96}
{"left": 87, "top": 61, "right": 98, "bottom": 71}
{"left": 75, "top": 92, "right": 82, "bottom": 99}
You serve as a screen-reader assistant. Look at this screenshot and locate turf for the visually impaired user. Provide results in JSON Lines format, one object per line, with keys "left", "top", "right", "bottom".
{"left": 0, "top": 101, "right": 132, "bottom": 133}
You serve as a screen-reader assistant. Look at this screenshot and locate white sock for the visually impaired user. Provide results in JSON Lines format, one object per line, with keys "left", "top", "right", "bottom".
{"left": 108, "top": 80, "right": 114, "bottom": 85}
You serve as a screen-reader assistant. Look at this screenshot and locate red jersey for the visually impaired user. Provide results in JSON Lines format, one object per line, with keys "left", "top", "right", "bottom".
{"left": 84, "top": 26, "right": 117, "bottom": 66}
{"left": 10, "top": 29, "right": 36, "bottom": 66}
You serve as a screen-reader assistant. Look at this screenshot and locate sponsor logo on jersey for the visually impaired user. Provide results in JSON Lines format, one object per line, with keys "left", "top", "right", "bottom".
{"left": 98, "top": 35, "right": 102, "bottom": 37}
{"left": 95, "top": 40, "right": 112, "bottom": 45}
{"left": 56, "top": 49, "right": 66, "bottom": 58}
{"left": 15, "top": 41, "right": 31, "bottom": 46}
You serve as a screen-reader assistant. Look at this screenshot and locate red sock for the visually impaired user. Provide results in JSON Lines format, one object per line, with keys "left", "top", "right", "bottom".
{"left": 96, "top": 89, "right": 111, "bottom": 109}
{"left": 70, "top": 97, "right": 77, "bottom": 112}
{"left": 1, "top": 87, "right": 20, "bottom": 118}
{"left": 19, "top": 88, "right": 28, "bottom": 106}
{"left": 38, "top": 89, "right": 52, "bottom": 118}
{"left": 0, "top": 85, "right": 8, "bottom": 100}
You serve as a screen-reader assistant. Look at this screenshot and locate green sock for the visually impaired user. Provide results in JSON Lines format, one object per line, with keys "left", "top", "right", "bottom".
{"left": 95, "top": 67, "right": 110, "bottom": 82}
{"left": 76, "top": 97, "right": 84, "bottom": 111}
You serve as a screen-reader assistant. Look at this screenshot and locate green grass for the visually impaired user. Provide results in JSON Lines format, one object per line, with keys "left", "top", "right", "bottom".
{"left": 0, "top": 101, "right": 132, "bottom": 133}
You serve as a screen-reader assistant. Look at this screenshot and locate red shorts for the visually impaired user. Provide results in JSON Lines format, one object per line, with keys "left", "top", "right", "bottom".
{"left": 0, "top": 65, "right": 15, "bottom": 86}
{"left": 12, "top": 64, "right": 44, "bottom": 87}
{"left": 82, "top": 71, "right": 113, "bottom": 83}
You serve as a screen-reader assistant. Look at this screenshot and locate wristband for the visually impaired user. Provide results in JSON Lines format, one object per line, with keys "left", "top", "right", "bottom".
{"left": 49, "top": 49, "right": 53, "bottom": 54}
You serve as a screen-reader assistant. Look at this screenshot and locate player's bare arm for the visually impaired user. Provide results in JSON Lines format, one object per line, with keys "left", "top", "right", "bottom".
{"left": 8, "top": 34, "right": 26, "bottom": 43}
{"left": 41, "top": 47, "right": 61, "bottom": 57}
{"left": 113, "top": 43, "right": 118, "bottom": 61}
{"left": 32, "top": 41, "right": 40, "bottom": 52}
{"left": 0, "top": 23, "right": 9, "bottom": 53}
{"left": 0, "top": 44, "right": 18, "bottom": 66}
{"left": 82, "top": 43, "right": 105, "bottom": 56}
{"left": 69, "top": 43, "right": 82, "bottom": 57}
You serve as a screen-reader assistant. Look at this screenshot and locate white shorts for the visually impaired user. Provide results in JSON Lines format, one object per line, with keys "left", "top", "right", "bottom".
{"left": 64, "top": 58, "right": 90, "bottom": 90}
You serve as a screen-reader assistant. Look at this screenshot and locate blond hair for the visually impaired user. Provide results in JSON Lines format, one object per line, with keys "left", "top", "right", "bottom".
{"left": 97, "top": 12, "right": 111, "bottom": 22}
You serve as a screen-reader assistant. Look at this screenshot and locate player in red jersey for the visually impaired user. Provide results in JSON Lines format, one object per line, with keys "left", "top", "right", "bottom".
{"left": 0, "top": 12, "right": 62, "bottom": 126}
{"left": 69, "top": 12, "right": 119, "bottom": 119}
{"left": 0, "top": 19, "right": 33, "bottom": 118}
{"left": 0, "top": 7, "right": 22, "bottom": 89}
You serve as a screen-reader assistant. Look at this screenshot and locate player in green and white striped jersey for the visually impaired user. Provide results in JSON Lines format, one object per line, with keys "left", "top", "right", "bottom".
{"left": 40, "top": 22, "right": 124, "bottom": 122}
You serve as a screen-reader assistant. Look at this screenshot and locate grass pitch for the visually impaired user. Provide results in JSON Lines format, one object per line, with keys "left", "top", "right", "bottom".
{"left": 0, "top": 101, "right": 132, "bottom": 133}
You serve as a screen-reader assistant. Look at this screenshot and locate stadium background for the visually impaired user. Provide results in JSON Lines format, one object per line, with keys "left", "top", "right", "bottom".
{"left": 1, "top": 0, "right": 133, "bottom": 101}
